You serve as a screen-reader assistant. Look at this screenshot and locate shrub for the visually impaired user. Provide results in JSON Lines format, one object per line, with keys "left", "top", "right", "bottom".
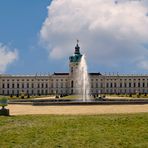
{"left": 0, "top": 97, "right": 8, "bottom": 107}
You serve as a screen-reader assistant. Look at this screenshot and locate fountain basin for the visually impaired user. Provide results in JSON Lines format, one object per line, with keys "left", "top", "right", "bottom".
{"left": 9, "top": 98, "right": 148, "bottom": 106}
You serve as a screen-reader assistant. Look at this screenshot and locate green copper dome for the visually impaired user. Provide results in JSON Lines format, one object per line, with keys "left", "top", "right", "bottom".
{"left": 69, "top": 42, "right": 82, "bottom": 63}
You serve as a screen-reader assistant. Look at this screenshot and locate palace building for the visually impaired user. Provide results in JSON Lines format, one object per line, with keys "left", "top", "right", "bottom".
{"left": 0, "top": 43, "right": 148, "bottom": 96}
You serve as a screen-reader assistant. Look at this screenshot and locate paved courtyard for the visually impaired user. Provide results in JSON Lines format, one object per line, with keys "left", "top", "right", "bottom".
{"left": 7, "top": 104, "right": 148, "bottom": 115}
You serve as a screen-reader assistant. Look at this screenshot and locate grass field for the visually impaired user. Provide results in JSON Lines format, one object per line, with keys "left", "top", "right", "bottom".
{"left": 0, "top": 113, "right": 148, "bottom": 148}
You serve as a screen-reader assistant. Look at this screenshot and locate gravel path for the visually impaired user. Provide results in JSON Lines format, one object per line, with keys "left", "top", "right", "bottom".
{"left": 7, "top": 104, "right": 148, "bottom": 115}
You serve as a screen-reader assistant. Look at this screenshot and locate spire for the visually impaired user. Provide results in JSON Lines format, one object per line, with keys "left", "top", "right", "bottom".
{"left": 74, "top": 39, "right": 80, "bottom": 54}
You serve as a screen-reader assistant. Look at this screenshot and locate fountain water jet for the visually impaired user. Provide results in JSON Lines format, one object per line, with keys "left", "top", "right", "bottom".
{"left": 77, "top": 55, "right": 90, "bottom": 101}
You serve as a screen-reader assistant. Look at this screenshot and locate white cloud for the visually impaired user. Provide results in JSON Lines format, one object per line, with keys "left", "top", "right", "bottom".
{"left": 40, "top": 0, "right": 148, "bottom": 71}
{"left": 0, "top": 43, "right": 18, "bottom": 73}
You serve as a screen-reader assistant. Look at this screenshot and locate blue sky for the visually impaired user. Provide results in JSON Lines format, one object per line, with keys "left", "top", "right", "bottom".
{"left": 0, "top": 0, "right": 56, "bottom": 74}
{"left": 1, "top": 0, "right": 148, "bottom": 74}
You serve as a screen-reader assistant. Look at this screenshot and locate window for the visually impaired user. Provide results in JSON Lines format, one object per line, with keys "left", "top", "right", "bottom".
{"left": 32, "top": 83, "right": 34, "bottom": 88}
{"left": 51, "top": 83, "right": 53, "bottom": 88}
{"left": 2, "top": 83, "right": 5, "bottom": 88}
{"left": 7, "top": 84, "right": 9, "bottom": 88}
{"left": 22, "top": 83, "right": 24, "bottom": 88}
{"left": 56, "top": 83, "right": 58, "bottom": 88}
{"left": 100, "top": 83, "right": 103, "bottom": 88}
{"left": 114, "top": 83, "right": 116, "bottom": 87}
{"left": 143, "top": 83, "right": 145, "bottom": 87}
{"left": 46, "top": 83, "right": 48, "bottom": 88}
{"left": 45, "top": 90, "right": 48, "bottom": 95}
{"left": 42, "top": 83, "right": 44, "bottom": 88}
{"left": 37, "top": 90, "right": 40, "bottom": 95}
{"left": 96, "top": 83, "right": 98, "bottom": 88}
{"left": 38, "top": 83, "right": 40, "bottom": 88}
{"left": 134, "top": 83, "right": 136, "bottom": 87}
{"left": 41, "top": 90, "right": 44, "bottom": 94}
{"left": 27, "top": 83, "right": 29, "bottom": 88}
{"left": 12, "top": 90, "right": 14, "bottom": 95}
{"left": 71, "top": 81, "right": 73, "bottom": 88}
{"left": 12, "top": 83, "right": 14, "bottom": 88}
{"left": 17, "top": 83, "right": 19, "bottom": 88}
{"left": 120, "top": 83, "right": 122, "bottom": 88}
{"left": 110, "top": 83, "right": 112, "bottom": 88}
{"left": 129, "top": 83, "right": 131, "bottom": 87}
{"left": 138, "top": 83, "right": 140, "bottom": 87}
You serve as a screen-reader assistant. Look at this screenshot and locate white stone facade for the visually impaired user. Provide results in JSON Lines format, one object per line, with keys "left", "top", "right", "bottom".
{"left": 1, "top": 73, "right": 148, "bottom": 96}
{"left": 1, "top": 44, "right": 148, "bottom": 96}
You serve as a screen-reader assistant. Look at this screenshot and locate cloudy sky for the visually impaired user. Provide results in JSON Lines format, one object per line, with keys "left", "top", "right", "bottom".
{"left": 0, "top": 0, "right": 148, "bottom": 74}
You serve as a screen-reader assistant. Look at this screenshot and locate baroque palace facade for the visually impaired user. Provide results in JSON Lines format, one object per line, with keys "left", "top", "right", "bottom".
{"left": 1, "top": 43, "right": 148, "bottom": 96}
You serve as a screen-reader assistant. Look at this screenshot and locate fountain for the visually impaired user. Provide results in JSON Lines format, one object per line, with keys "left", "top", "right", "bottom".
{"left": 8, "top": 41, "right": 148, "bottom": 106}
{"left": 77, "top": 55, "right": 90, "bottom": 101}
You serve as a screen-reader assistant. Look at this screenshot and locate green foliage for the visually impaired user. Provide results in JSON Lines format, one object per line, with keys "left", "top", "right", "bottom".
{"left": 0, "top": 113, "right": 148, "bottom": 147}
{"left": 0, "top": 97, "right": 8, "bottom": 107}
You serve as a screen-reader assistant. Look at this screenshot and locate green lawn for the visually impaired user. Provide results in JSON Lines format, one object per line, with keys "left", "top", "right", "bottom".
{"left": 0, "top": 114, "right": 148, "bottom": 148}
